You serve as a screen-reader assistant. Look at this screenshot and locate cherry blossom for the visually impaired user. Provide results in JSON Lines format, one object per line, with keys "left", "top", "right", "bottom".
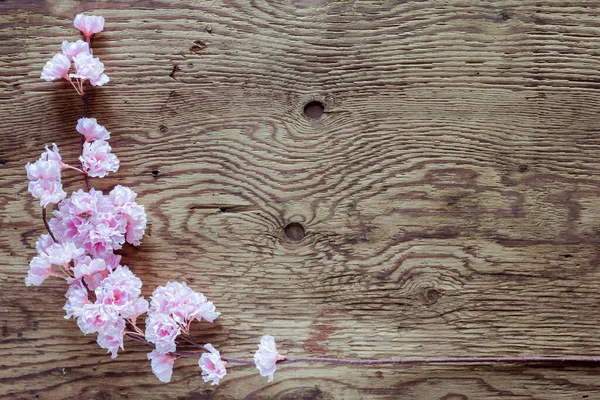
{"left": 25, "top": 254, "right": 57, "bottom": 286}
{"left": 108, "top": 185, "right": 147, "bottom": 246}
{"left": 63, "top": 279, "right": 90, "bottom": 319}
{"left": 76, "top": 302, "right": 120, "bottom": 335}
{"left": 73, "top": 257, "right": 110, "bottom": 290}
{"left": 199, "top": 344, "right": 227, "bottom": 385}
{"left": 145, "top": 313, "right": 181, "bottom": 354}
{"left": 40, "top": 53, "right": 71, "bottom": 81}
{"left": 25, "top": 144, "right": 66, "bottom": 207}
{"left": 27, "top": 179, "right": 67, "bottom": 208}
{"left": 49, "top": 188, "right": 146, "bottom": 257}
{"left": 149, "top": 281, "right": 220, "bottom": 329}
{"left": 95, "top": 265, "right": 143, "bottom": 318}
{"left": 254, "top": 335, "right": 284, "bottom": 383}
{"left": 25, "top": 240, "right": 84, "bottom": 286}
{"left": 127, "top": 297, "right": 150, "bottom": 324}
{"left": 62, "top": 40, "right": 90, "bottom": 61}
{"left": 74, "top": 14, "right": 105, "bottom": 40}
{"left": 148, "top": 350, "right": 176, "bottom": 383}
{"left": 76, "top": 117, "right": 110, "bottom": 142}
{"left": 80, "top": 140, "right": 119, "bottom": 177}
{"left": 71, "top": 52, "right": 109, "bottom": 87}
{"left": 96, "top": 318, "right": 126, "bottom": 358}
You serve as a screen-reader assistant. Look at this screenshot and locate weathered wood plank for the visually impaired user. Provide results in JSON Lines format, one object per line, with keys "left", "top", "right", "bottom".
{"left": 1, "top": 0, "right": 600, "bottom": 398}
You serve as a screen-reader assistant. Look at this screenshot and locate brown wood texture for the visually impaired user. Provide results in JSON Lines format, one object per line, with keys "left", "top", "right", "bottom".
{"left": 2, "top": 0, "right": 600, "bottom": 398}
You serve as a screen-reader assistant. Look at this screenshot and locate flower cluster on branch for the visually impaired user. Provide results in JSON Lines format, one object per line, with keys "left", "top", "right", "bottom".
{"left": 27, "top": 14, "right": 283, "bottom": 385}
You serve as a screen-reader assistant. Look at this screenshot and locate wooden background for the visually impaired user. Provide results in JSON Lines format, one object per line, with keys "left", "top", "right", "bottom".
{"left": 1, "top": 0, "right": 600, "bottom": 398}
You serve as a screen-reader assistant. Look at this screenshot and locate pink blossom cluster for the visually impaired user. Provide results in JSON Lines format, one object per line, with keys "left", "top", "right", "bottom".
{"left": 145, "top": 282, "right": 221, "bottom": 382}
{"left": 49, "top": 186, "right": 145, "bottom": 257}
{"left": 67, "top": 264, "right": 149, "bottom": 358}
{"left": 25, "top": 184, "right": 148, "bottom": 357}
{"left": 25, "top": 144, "right": 67, "bottom": 207}
{"left": 26, "top": 232, "right": 148, "bottom": 358}
{"left": 28, "top": 13, "right": 289, "bottom": 388}
{"left": 41, "top": 14, "right": 108, "bottom": 95}
{"left": 77, "top": 118, "right": 119, "bottom": 177}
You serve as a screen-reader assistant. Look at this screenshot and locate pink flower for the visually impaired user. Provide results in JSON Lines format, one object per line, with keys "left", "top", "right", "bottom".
{"left": 68, "top": 264, "right": 144, "bottom": 358}
{"left": 26, "top": 144, "right": 66, "bottom": 207}
{"left": 25, "top": 161, "right": 60, "bottom": 182}
{"left": 85, "top": 212, "right": 127, "bottom": 256}
{"left": 25, "top": 241, "right": 84, "bottom": 286}
{"left": 98, "top": 251, "right": 122, "bottom": 270}
{"left": 43, "top": 143, "right": 62, "bottom": 164}
{"left": 69, "top": 188, "right": 103, "bottom": 216}
{"left": 71, "top": 52, "right": 109, "bottom": 86}
{"left": 145, "top": 313, "right": 181, "bottom": 354}
{"left": 95, "top": 265, "right": 144, "bottom": 318}
{"left": 64, "top": 280, "right": 90, "bottom": 319}
{"left": 25, "top": 160, "right": 60, "bottom": 182}
{"left": 41, "top": 53, "right": 71, "bottom": 81}
{"left": 25, "top": 255, "right": 55, "bottom": 286}
{"left": 74, "top": 14, "right": 105, "bottom": 40}
{"left": 148, "top": 350, "right": 176, "bottom": 383}
{"left": 80, "top": 140, "right": 119, "bottom": 177}
{"left": 149, "top": 282, "right": 220, "bottom": 328}
{"left": 62, "top": 40, "right": 90, "bottom": 61}
{"left": 107, "top": 185, "right": 137, "bottom": 207}
{"left": 26, "top": 144, "right": 63, "bottom": 180}
{"left": 45, "top": 241, "right": 84, "bottom": 267}
{"left": 254, "top": 335, "right": 284, "bottom": 383}
{"left": 49, "top": 189, "right": 128, "bottom": 256}
{"left": 96, "top": 318, "right": 125, "bottom": 358}
{"left": 76, "top": 302, "right": 120, "bottom": 334}
{"left": 108, "top": 185, "right": 147, "bottom": 246}
{"left": 27, "top": 179, "right": 66, "bottom": 207}
{"left": 127, "top": 297, "right": 150, "bottom": 324}
{"left": 199, "top": 344, "right": 227, "bottom": 385}
{"left": 73, "top": 257, "right": 109, "bottom": 290}
{"left": 76, "top": 118, "right": 110, "bottom": 142}
{"left": 35, "top": 234, "right": 54, "bottom": 254}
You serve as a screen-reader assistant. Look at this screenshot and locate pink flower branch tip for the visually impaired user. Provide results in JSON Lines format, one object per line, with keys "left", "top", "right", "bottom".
{"left": 199, "top": 344, "right": 227, "bottom": 385}
{"left": 74, "top": 14, "right": 105, "bottom": 42}
{"left": 254, "top": 335, "right": 284, "bottom": 383}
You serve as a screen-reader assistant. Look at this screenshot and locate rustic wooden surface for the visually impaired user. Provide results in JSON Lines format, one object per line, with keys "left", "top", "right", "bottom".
{"left": 2, "top": 0, "right": 600, "bottom": 398}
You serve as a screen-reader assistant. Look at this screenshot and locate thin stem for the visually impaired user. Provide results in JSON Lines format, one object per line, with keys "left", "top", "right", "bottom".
{"left": 179, "top": 334, "right": 205, "bottom": 349}
{"left": 124, "top": 330, "right": 154, "bottom": 347}
{"left": 56, "top": 263, "right": 73, "bottom": 278}
{"left": 221, "top": 357, "right": 255, "bottom": 365}
{"left": 62, "top": 163, "right": 85, "bottom": 174}
{"left": 68, "top": 78, "right": 83, "bottom": 96}
{"left": 165, "top": 354, "right": 600, "bottom": 366}
{"left": 42, "top": 207, "right": 58, "bottom": 243}
{"left": 125, "top": 331, "right": 150, "bottom": 346}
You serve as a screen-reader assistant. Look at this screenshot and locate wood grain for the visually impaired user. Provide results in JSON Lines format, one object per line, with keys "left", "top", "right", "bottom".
{"left": 2, "top": 0, "right": 600, "bottom": 398}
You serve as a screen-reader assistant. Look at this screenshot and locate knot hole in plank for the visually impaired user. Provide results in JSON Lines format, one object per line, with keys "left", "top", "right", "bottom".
{"left": 303, "top": 100, "right": 324, "bottom": 120}
{"left": 284, "top": 222, "right": 305, "bottom": 242}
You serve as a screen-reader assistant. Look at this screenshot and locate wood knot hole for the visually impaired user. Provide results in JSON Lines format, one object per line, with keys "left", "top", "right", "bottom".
{"left": 304, "top": 101, "right": 324, "bottom": 120}
{"left": 284, "top": 222, "right": 305, "bottom": 242}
